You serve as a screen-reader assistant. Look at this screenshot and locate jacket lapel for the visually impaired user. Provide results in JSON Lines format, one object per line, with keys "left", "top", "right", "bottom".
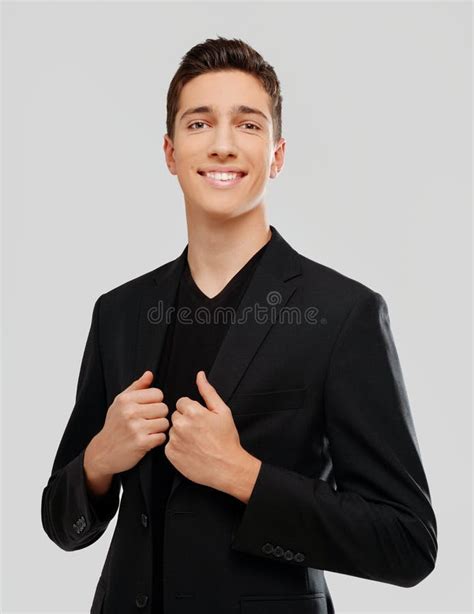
{"left": 134, "top": 226, "right": 302, "bottom": 513}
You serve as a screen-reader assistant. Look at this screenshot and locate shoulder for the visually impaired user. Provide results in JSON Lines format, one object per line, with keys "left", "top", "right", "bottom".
{"left": 294, "top": 252, "right": 390, "bottom": 351}
{"left": 95, "top": 258, "right": 175, "bottom": 315}
{"left": 296, "top": 251, "right": 383, "bottom": 307}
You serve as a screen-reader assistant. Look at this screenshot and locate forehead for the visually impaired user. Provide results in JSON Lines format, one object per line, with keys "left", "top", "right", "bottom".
{"left": 178, "top": 70, "right": 270, "bottom": 115}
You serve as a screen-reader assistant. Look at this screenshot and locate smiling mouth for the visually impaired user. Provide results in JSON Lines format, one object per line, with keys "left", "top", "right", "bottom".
{"left": 197, "top": 171, "right": 247, "bottom": 189}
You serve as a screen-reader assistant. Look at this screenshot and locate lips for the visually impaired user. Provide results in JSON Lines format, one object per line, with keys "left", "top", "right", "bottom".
{"left": 197, "top": 171, "right": 247, "bottom": 189}
{"left": 197, "top": 170, "right": 247, "bottom": 177}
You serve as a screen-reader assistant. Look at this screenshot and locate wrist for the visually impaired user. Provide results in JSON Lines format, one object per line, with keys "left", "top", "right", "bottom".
{"left": 222, "top": 448, "right": 262, "bottom": 504}
{"left": 83, "top": 433, "right": 114, "bottom": 497}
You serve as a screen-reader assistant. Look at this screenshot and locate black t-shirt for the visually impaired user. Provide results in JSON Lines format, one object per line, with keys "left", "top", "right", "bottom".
{"left": 150, "top": 235, "right": 272, "bottom": 612}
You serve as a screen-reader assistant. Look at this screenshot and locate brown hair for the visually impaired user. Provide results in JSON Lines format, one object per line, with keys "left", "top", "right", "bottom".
{"left": 166, "top": 36, "right": 283, "bottom": 146}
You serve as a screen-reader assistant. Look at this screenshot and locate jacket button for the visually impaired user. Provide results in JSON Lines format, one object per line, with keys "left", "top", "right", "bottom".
{"left": 141, "top": 513, "right": 148, "bottom": 528}
{"left": 262, "top": 542, "right": 274, "bottom": 554}
{"left": 135, "top": 593, "right": 148, "bottom": 608}
{"left": 273, "top": 545, "right": 284, "bottom": 558}
{"left": 294, "top": 552, "right": 305, "bottom": 562}
{"left": 73, "top": 516, "right": 86, "bottom": 534}
{"left": 284, "top": 549, "right": 294, "bottom": 561}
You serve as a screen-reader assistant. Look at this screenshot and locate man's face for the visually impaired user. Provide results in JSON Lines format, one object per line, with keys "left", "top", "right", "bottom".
{"left": 163, "top": 70, "right": 285, "bottom": 220}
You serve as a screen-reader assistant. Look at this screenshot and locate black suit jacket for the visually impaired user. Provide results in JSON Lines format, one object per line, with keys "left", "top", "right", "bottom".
{"left": 41, "top": 225, "right": 437, "bottom": 614}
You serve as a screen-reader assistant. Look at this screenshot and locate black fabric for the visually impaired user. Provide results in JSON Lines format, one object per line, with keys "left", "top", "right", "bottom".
{"left": 150, "top": 236, "right": 272, "bottom": 612}
{"left": 41, "top": 224, "right": 437, "bottom": 612}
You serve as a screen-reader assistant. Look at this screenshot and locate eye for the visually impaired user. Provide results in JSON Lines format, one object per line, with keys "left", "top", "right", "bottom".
{"left": 187, "top": 121, "right": 261, "bottom": 131}
{"left": 188, "top": 121, "right": 207, "bottom": 130}
{"left": 242, "top": 122, "right": 260, "bottom": 131}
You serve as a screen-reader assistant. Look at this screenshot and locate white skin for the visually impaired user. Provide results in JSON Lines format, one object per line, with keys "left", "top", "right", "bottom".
{"left": 163, "top": 68, "right": 286, "bottom": 298}
{"left": 87, "top": 69, "right": 285, "bottom": 492}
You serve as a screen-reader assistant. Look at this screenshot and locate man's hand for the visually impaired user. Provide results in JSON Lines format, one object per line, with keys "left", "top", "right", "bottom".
{"left": 87, "top": 371, "right": 170, "bottom": 477}
{"left": 164, "top": 370, "right": 245, "bottom": 491}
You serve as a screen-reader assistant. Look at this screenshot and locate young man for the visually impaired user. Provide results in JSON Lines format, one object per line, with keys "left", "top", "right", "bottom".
{"left": 41, "top": 37, "right": 437, "bottom": 614}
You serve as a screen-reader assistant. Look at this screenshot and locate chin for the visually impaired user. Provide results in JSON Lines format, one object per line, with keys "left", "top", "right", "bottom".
{"left": 199, "top": 204, "right": 244, "bottom": 220}
{"left": 185, "top": 196, "right": 245, "bottom": 218}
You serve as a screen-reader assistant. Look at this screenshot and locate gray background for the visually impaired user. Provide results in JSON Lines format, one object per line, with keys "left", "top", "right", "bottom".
{"left": 2, "top": 1, "right": 472, "bottom": 612}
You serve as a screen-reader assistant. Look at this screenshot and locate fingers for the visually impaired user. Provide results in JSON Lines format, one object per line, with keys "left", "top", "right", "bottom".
{"left": 124, "top": 370, "right": 154, "bottom": 392}
{"left": 145, "top": 416, "right": 170, "bottom": 434}
{"left": 126, "top": 387, "right": 164, "bottom": 404}
{"left": 138, "top": 401, "right": 169, "bottom": 419}
{"left": 146, "top": 432, "right": 168, "bottom": 449}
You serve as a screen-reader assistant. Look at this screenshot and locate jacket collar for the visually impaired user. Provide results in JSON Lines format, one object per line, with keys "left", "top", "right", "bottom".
{"left": 134, "top": 224, "right": 302, "bottom": 509}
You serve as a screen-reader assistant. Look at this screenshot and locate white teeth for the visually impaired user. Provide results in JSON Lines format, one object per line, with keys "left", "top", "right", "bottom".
{"left": 204, "top": 171, "right": 242, "bottom": 181}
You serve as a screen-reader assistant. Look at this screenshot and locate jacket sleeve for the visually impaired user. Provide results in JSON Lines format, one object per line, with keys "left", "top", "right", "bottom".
{"left": 41, "top": 294, "right": 121, "bottom": 551}
{"left": 230, "top": 291, "right": 437, "bottom": 588}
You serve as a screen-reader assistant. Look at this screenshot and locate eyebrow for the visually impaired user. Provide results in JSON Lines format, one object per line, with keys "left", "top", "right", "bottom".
{"left": 179, "top": 104, "right": 270, "bottom": 124}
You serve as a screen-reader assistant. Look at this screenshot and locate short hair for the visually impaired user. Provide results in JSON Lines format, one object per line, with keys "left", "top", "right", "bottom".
{"left": 166, "top": 36, "right": 283, "bottom": 147}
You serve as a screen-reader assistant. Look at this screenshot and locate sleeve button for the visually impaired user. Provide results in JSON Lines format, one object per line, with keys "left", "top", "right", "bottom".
{"left": 135, "top": 593, "right": 148, "bottom": 608}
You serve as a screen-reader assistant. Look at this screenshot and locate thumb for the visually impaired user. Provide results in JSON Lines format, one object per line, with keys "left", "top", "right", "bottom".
{"left": 125, "top": 370, "right": 154, "bottom": 392}
{"left": 196, "top": 370, "right": 226, "bottom": 412}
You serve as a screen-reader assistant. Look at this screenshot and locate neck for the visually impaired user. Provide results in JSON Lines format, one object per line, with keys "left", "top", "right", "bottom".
{"left": 184, "top": 208, "right": 272, "bottom": 297}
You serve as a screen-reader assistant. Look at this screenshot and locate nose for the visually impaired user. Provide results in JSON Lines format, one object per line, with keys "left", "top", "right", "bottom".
{"left": 207, "top": 127, "right": 239, "bottom": 158}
